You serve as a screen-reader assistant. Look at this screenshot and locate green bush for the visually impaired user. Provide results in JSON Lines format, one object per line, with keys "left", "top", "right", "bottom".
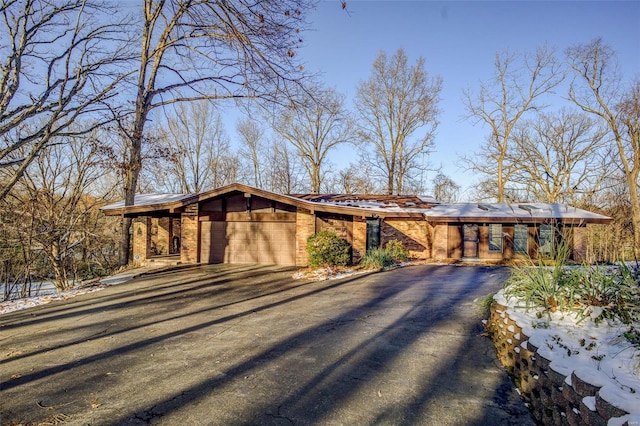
{"left": 504, "top": 239, "right": 640, "bottom": 324}
{"left": 565, "top": 263, "right": 640, "bottom": 324}
{"left": 384, "top": 239, "right": 409, "bottom": 262}
{"left": 306, "top": 231, "right": 351, "bottom": 267}
{"left": 359, "top": 248, "right": 394, "bottom": 270}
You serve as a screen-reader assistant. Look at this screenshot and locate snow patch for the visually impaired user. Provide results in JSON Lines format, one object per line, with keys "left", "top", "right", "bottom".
{"left": 494, "top": 288, "right": 640, "bottom": 415}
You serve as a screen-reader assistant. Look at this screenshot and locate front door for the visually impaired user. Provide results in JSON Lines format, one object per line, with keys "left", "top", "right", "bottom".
{"left": 463, "top": 224, "right": 479, "bottom": 258}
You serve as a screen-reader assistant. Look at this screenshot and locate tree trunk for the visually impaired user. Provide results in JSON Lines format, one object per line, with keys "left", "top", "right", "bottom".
{"left": 628, "top": 170, "right": 640, "bottom": 260}
{"left": 311, "top": 164, "right": 321, "bottom": 194}
{"left": 118, "top": 131, "right": 143, "bottom": 267}
{"left": 497, "top": 161, "right": 505, "bottom": 203}
{"left": 119, "top": 216, "right": 132, "bottom": 267}
{"left": 51, "top": 260, "right": 68, "bottom": 292}
{"left": 50, "top": 242, "right": 69, "bottom": 292}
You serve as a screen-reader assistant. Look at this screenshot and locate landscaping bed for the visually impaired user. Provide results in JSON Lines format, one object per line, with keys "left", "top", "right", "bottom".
{"left": 486, "top": 260, "right": 640, "bottom": 425}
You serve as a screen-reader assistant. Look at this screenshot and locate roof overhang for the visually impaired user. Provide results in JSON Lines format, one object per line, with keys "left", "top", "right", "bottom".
{"left": 423, "top": 202, "right": 612, "bottom": 225}
{"left": 101, "top": 183, "right": 427, "bottom": 219}
{"left": 424, "top": 215, "right": 612, "bottom": 225}
{"left": 101, "top": 184, "right": 613, "bottom": 225}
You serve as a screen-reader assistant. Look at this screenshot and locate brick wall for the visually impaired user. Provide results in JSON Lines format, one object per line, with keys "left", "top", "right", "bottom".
{"left": 381, "top": 219, "right": 431, "bottom": 259}
{"left": 316, "top": 214, "right": 353, "bottom": 241}
{"left": 432, "top": 223, "right": 448, "bottom": 260}
{"left": 180, "top": 204, "right": 199, "bottom": 263}
{"left": 296, "top": 208, "right": 315, "bottom": 266}
{"left": 352, "top": 218, "right": 367, "bottom": 264}
{"left": 132, "top": 217, "right": 151, "bottom": 265}
{"left": 487, "top": 302, "right": 631, "bottom": 424}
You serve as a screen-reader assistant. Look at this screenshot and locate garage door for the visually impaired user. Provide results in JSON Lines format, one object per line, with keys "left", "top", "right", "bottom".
{"left": 200, "top": 221, "right": 296, "bottom": 265}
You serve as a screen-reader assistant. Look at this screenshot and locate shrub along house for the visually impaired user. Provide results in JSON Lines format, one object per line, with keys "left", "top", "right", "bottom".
{"left": 101, "top": 183, "right": 612, "bottom": 266}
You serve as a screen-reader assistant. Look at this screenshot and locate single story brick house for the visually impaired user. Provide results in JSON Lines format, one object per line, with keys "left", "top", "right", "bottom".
{"left": 102, "top": 183, "right": 612, "bottom": 266}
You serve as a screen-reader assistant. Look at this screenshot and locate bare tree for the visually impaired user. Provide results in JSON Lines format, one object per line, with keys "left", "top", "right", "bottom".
{"left": 355, "top": 48, "right": 442, "bottom": 195}
{"left": 432, "top": 173, "right": 460, "bottom": 203}
{"left": 236, "top": 118, "right": 266, "bottom": 188}
{"left": 265, "top": 139, "right": 305, "bottom": 194}
{"left": 1, "top": 129, "right": 116, "bottom": 291}
{"left": 509, "top": 109, "right": 611, "bottom": 204}
{"left": 567, "top": 38, "right": 640, "bottom": 257}
{"left": 114, "top": 0, "right": 317, "bottom": 266}
{"left": 156, "top": 101, "right": 232, "bottom": 193}
{"left": 0, "top": 0, "right": 130, "bottom": 200}
{"left": 330, "top": 163, "right": 377, "bottom": 194}
{"left": 206, "top": 144, "right": 240, "bottom": 190}
{"left": 583, "top": 173, "right": 634, "bottom": 262}
{"left": 462, "top": 46, "right": 564, "bottom": 202}
{"left": 272, "top": 85, "right": 353, "bottom": 193}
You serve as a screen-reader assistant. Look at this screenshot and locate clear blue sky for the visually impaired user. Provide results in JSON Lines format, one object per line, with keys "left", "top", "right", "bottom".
{"left": 281, "top": 0, "right": 640, "bottom": 196}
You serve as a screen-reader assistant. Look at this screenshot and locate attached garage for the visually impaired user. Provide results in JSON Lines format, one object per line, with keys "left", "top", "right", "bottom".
{"left": 196, "top": 191, "right": 299, "bottom": 266}
{"left": 200, "top": 219, "right": 296, "bottom": 265}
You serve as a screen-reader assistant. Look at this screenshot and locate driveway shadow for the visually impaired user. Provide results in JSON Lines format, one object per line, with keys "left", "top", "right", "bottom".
{"left": 0, "top": 264, "right": 533, "bottom": 425}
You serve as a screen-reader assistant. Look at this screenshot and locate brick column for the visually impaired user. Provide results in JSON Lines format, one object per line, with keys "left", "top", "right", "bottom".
{"left": 296, "top": 208, "right": 315, "bottom": 266}
{"left": 352, "top": 218, "right": 367, "bottom": 264}
{"left": 157, "top": 217, "right": 171, "bottom": 255}
{"left": 572, "top": 226, "right": 587, "bottom": 263}
{"left": 433, "top": 223, "right": 448, "bottom": 260}
{"left": 133, "top": 216, "right": 152, "bottom": 265}
{"left": 181, "top": 204, "right": 199, "bottom": 264}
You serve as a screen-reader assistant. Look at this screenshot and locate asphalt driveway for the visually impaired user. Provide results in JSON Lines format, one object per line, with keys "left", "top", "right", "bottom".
{"left": 0, "top": 264, "right": 533, "bottom": 425}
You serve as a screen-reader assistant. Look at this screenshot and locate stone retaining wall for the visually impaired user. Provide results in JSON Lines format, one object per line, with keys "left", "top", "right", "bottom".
{"left": 487, "top": 301, "right": 632, "bottom": 425}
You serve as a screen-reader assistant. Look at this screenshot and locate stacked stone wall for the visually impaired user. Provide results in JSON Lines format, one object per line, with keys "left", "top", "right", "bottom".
{"left": 487, "top": 302, "right": 632, "bottom": 425}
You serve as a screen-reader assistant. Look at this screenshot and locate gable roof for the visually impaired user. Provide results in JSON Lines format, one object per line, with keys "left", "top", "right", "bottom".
{"left": 101, "top": 183, "right": 612, "bottom": 224}
{"left": 101, "top": 183, "right": 427, "bottom": 218}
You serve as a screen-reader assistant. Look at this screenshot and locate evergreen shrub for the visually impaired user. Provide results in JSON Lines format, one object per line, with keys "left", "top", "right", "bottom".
{"left": 306, "top": 231, "right": 351, "bottom": 267}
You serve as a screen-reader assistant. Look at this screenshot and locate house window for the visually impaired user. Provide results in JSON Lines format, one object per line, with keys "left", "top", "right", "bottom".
{"left": 539, "top": 224, "right": 554, "bottom": 255}
{"left": 488, "top": 224, "right": 503, "bottom": 252}
{"left": 514, "top": 224, "right": 528, "bottom": 254}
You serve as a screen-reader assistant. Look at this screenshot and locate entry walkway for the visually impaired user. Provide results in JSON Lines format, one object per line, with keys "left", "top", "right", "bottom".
{"left": 1, "top": 264, "right": 533, "bottom": 425}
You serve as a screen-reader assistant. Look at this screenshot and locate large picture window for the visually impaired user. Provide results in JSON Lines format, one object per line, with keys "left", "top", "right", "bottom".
{"left": 539, "top": 224, "right": 554, "bottom": 255}
{"left": 514, "top": 224, "right": 528, "bottom": 254}
{"left": 488, "top": 224, "right": 503, "bottom": 252}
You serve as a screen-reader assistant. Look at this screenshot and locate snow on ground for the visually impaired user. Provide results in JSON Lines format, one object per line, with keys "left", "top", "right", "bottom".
{"left": 494, "top": 289, "right": 640, "bottom": 424}
{"left": 1, "top": 263, "right": 379, "bottom": 315}
{"left": 292, "top": 266, "right": 369, "bottom": 281}
{"left": 1, "top": 261, "right": 426, "bottom": 314}
{"left": 291, "top": 261, "right": 426, "bottom": 281}
{"left": 0, "top": 267, "right": 159, "bottom": 315}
